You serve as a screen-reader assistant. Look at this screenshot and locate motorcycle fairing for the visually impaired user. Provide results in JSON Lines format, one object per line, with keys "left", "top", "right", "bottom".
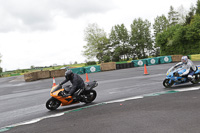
{"left": 195, "top": 69, "right": 200, "bottom": 74}
{"left": 166, "top": 68, "right": 188, "bottom": 85}
{"left": 50, "top": 85, "right": 74, "bottom": 106}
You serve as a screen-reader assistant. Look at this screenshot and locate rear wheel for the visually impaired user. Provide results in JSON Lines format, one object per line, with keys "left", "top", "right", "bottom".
{"left": 84, "top": 90, "right": 97, "bottom": 104}
{"left": 46, "top": 97, "right": 61, "bottom": 111}
{"left": 163, "top": 79, "right": 174, "bottom": 88}
{"left": 191, "top": 79, "right": 199, "bottom": 84}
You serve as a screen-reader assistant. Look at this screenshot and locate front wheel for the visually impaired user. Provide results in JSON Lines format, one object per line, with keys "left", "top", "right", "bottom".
{"left": 163, "top": 79, "right": 174, "bottom": 88}
{"left": 46, "top": 97, "right": 61, "bottom": 111}
{"left": 84, "top": 90, "right": 97, "bottom": 104}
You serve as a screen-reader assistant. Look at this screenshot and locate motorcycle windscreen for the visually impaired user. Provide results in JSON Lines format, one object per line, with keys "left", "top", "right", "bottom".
{"left": 51, "top": 85, "right": 62, "bottom": 93}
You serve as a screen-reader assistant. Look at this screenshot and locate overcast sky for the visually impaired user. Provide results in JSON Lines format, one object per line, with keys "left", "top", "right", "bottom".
{"left": 0, "top": 0, "right": 197, "bottom": 71}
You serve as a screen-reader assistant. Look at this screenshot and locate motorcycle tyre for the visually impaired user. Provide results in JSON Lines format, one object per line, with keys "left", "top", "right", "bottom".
{"left": 46, "top": 97, "right": 61, "bottom": 111}
{"left": 191, "top": 74, "right": 200, "bottom": 84}
{"left": 84, "top": 90, "right": 97, "bottom": 104}
{"left": 191, "top": 80, "right": 199, "bottom": 84}
{"left": 163, "top": 79, "right": 174, "bottom": 88}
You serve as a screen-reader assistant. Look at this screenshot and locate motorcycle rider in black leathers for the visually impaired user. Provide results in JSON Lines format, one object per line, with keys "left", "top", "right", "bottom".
{"left": 59, "top": 70, "right": 85, "bottom": 97}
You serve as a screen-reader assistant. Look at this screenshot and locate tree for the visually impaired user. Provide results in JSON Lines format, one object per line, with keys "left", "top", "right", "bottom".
{"left": 153, "top": 15, "right": 169, "bottom": 56}
{"left": 30, "top": 65, "right": 35, "bottom": 69}
{"left": 168, "top": 6, "right": 179, "bottom": 27}
{"left": 177, "top": 5, "right": 187, "bottom": 24}
{"left": 153, "top": 15, "right": 169, "bottom": 39}
{"left": 196, "top": 0, "right": 200, "bottom": 15}
{"left": 156, "top": 25, "right": 181, "bottom": 55}
{"left": 185, "top": 5, "right": 195, "bottom": 25}
{"left": 0, "top": 53, "right": 2, "bottom": 64}
{"left": 109, "top": 24, "right": 130, "bottom": 61}
{"left": 130, "top": 18, "right": 153, "bottom": 59}
{"left": 83, "top": 23, "right": 110, "bottom": 63}
{"left": 156, "top": 15, "right": 200, "bottom": 55}
{"left": 0, "top": 53, "right": 2, "bottom": 73}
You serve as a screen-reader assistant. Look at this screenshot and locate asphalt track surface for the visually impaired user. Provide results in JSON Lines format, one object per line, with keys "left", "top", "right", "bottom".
{"left": 1, "top": 62, "right": 200, "bottom": 133}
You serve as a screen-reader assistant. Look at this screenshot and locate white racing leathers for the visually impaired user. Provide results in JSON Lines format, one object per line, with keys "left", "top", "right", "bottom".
{"left": 171, "top": 59, "right": 196, "bottom": 79}
{"left": 181, "top": 59, "right": 196, "bottom": 76}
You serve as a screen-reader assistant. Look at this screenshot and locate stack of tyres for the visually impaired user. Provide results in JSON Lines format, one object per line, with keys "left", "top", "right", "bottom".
{"left": 116, "top": 62, "right": 134, "bottom": 69}
{"left": 121, "top": 63, "right": 125, "bottom": 69}
{"left": 127, "top": 63, "right": 131, "bottom": 68}
{"left": 124, "top": 63, "right": 128, "bottom": 68}
{"left": 116, "top": 64, "right": 120, "bottom": 69}
{"left": 127, "top": 63, "right": 134, "bottom": 68}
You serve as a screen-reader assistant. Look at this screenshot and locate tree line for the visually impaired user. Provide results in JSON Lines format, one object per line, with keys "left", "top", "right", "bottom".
{"left": 83, "top": 0, "right": 200, "bottom": 63}
{"left": 0, "top": 53, "right": 2, "bottom": 73}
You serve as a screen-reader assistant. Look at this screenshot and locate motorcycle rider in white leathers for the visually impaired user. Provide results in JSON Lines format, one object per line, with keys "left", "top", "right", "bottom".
{"left": 170, "top": 56, "right": 196, "bottom": 80}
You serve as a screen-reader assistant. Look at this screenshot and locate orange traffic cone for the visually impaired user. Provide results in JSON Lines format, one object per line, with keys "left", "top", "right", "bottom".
{"left": 52, "top": 77, "right": 56, "bottom": 87}
{"left": 85, "top": 73, "right": 90, "bottom": 82}
{"left": 144, "top": 64, "right": 149, "bottom": 75}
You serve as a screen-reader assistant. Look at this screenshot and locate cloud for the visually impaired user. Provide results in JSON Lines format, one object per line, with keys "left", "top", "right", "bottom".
{"left": 0, "top": 0, "right": 116, "bottom": 32}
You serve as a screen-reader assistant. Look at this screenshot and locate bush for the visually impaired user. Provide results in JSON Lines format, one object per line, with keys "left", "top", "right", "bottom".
{"left": 85, "top": 61, "right": 96, "bottom": 66}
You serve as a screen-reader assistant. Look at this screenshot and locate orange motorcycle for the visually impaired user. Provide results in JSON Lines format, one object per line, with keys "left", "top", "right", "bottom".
{"left": 46, "top": 81, "right": 98, "bottom": 111}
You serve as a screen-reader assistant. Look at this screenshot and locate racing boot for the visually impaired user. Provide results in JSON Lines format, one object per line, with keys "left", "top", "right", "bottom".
{"left": 188, "top": 75, "right": 195, "bottom": 81}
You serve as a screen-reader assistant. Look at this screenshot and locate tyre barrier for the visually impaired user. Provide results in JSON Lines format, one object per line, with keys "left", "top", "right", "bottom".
{"left": 37, "top": 70, "right": 50, "bottom": 79}
{"left": 171, "top": 55, "right": 183, "bottom": 62}
{"left": 50, "top": 69, "right": 66, "bottom": 78}
{"left": 69, "top": 67, "right": 85, "bottom": 75}
{"left": 132, "top": 59, "right": 147, "bottom": 67}
{"left": 84, "top": 65, "right": 101, "bottom": 73}
{"left": 159, "top": 56, "right": 172, "bottom": 64}
{"left": 24, "top": 70, "right": 66, "bottom": 82}
{"left": 146, "top": 58, "right": 159, "bottom": 66}
{"left": 190, "top": 54, "right": 200, "bottom": 61}
{"left": 100, "top": 62, "right": 116, "bottom": 71}
{"left": 24, "top": 72, "right": 38, "bottom": 82}
{"left": 116, "top": 63, "right": 134, "bottom": 70}
{"left": 24, "top": 55, "right": 177, "bottom": 82}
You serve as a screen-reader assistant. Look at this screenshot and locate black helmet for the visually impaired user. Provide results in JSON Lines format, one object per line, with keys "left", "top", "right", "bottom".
{"left": 65, "top": 70, "right": 73, "bottom": 80}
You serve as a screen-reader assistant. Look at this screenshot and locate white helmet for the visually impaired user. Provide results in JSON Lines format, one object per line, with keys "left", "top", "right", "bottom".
{"left": 181, "top": 56, "right": 188, "bottom": 64}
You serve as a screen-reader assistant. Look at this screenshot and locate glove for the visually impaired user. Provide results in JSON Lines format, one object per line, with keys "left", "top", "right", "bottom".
{"left": 57, "top": 84, "right": 61, "bottom": 87}
{"left": 179, "top": 74, "right": 183, "bottom": 77}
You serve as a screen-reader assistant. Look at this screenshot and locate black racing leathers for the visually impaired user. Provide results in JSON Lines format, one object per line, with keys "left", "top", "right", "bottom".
{"left": 60, "top": 73, "right": 85, "bottom": 95}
